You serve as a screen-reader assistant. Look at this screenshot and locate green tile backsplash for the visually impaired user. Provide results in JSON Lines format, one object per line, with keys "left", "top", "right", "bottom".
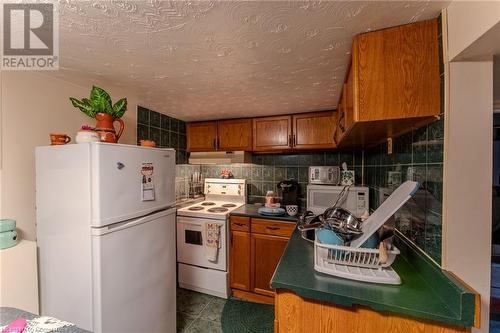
{"left": 197, "top": 152, "right": 362, "bottom": 210}
{"left": 136, "top": 106, "right": 188, "bottom": 164}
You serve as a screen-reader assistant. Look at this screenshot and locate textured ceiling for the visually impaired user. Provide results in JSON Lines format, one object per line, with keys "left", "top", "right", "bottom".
{"left": 48, "top": 0, "right": 449, "bottom": 121}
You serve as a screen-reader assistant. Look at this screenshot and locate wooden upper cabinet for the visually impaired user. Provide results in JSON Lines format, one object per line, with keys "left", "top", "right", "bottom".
{"left": 186, "top": 121, "right": 217, "bottom": 152}
{"left": 218, "top": 119, "right": 253, "bottom": 151}
{"left": 354, "top": 19, "right": 439, "bottom": 122}
{"left": 337, "top": 19, "right": 440, "bottom": 148}
{"left": 293, "top": 111, "right": 337, "bottom": 150}
{"left": 252, "top": 116, "right": 292, "bottom": 152}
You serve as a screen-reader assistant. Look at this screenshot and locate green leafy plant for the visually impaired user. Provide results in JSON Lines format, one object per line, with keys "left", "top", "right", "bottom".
{"left": 70, "top": 86, "right": 127, "bottom": 118}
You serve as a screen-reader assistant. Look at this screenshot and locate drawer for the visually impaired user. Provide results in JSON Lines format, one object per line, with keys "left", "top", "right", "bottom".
{"left": 230, "top": 216, "right": 250, "bottom": 232}
{"left": 251, "top": 219, "right": 295, "bottom": 238}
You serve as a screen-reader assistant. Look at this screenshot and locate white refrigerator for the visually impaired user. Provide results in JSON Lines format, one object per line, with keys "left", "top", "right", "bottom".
{"left": 36, "top": 143, "right": 177, "bottom": 333}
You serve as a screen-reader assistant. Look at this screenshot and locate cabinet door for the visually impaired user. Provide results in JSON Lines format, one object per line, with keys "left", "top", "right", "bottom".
{"left": 218, "top": 119, "right": 253, "bottom": 151}
{"left": 252, "top": 116, "right": 292, "bottom": 152}
{"left": 293, "top": 111, "right": 336, "bottom": 150}
{"left": 186, "top": 121, "right": 217, "bottom": 152}
{"left": 251, "top": 233, "right": 289, "bottom": 297}
{"left": 355, "top": 19, "right": 439, "bottom": 121}
{"left": 230, "top": 230, "right": 251, "bottom": 291}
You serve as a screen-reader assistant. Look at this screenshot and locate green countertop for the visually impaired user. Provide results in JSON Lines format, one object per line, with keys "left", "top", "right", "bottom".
{"left": 230, "top": 204, "right": 299, "bottom": 223}
{"left": 271, "top": 229, "right": 476, "bottom": 328}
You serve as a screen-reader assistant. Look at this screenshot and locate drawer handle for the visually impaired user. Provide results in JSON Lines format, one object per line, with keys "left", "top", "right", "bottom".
{"left": 266, "top": 226, "right": 280, "bottom": 231}
{"left": 234, "top": 223, "right": 246, "bottom": 227}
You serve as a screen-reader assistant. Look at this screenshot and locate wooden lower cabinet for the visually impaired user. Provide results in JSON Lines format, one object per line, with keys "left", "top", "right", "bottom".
{"left": 229, "top": 216, "right": 293, "bottom": 303}
{"left": 230, "top": 230, "right": 251, "bottom": 291}
{"left": 274, "top": 290, "right": 467, "bottom": 333}
{"left": 251, "top": 234, "right": 289, "bottom": 297}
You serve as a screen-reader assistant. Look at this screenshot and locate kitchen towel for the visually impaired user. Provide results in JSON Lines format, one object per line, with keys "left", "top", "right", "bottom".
{"left": 203, "top": 222, "right": 222, "bottom": 262}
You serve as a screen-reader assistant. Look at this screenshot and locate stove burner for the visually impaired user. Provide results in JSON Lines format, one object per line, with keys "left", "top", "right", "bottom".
{"left": 207, "top": 207, "right": 229, "bottom": 213}
{"left": 188, "top": 206, "right": 204, "bottom": 211}
{"left": 222, "top": 203, "right": 237, "bottom": 208}
{"left": 201, "top": 202, "right": 216, "bottom": 206}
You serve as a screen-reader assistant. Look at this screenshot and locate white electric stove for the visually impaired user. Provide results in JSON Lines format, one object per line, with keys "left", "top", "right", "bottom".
{"left": 176, "top": 178, "right": 246, "bottom": 298}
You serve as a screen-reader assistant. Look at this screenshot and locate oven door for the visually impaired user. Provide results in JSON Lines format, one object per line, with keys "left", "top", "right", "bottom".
{"left": 176, "top": 216, "right": 226, "bottom": 271}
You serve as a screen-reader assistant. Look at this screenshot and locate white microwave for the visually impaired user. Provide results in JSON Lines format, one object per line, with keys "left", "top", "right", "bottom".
{"left": 306, "top": 185, "right": 369, "bottom": 217}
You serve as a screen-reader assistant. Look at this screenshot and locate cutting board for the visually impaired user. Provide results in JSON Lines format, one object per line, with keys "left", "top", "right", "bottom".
{"left": 350, "top": 181, "right": 419, "bottom": 248}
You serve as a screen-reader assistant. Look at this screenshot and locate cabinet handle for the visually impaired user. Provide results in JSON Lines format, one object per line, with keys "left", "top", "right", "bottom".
{"left": 213, "top": 138, "right": 217, "bottom": 149}
{"left": 234, "top": 223, "right": 246, "bottom": 227}
{"left": 293, "top": 134, "right": 296, "bottom": 147}
{"left": 288, "top": 134, "right": 292, "bottom": 147}
{"left": 266, "top": 226, "right": 280, "bottom": 231}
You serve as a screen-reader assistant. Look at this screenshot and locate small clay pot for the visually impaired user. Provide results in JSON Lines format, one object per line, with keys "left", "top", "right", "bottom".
{"left": 50, "top": 133, "right": 71, "bottom": 145}
{"left": 140, "top": 140, "right": 156, "bottom": 147}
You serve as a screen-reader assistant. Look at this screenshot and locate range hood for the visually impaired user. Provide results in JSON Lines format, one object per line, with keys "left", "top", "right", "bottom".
{"left": 188, "top": 151, "right": 252, "bottom": 165}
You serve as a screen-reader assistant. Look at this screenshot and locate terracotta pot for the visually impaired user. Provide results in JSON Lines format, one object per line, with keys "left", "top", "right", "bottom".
{"left": 139, "top": 140, "right": 156, "bottom": 147}
{"left": 50, "top": 133, "right": 71, "bottom": 145}
{"left": 95, "top": 113, "right": 124, "bottom": 143}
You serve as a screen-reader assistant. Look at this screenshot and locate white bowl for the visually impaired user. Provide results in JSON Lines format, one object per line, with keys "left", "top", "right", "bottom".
{"left": 285, "top": 205, "right": 298, "bottom": 216}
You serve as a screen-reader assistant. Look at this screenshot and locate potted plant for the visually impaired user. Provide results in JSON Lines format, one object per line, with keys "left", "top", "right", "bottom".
{"left": 70, "top": 86, "right": 127, "bottom": 143}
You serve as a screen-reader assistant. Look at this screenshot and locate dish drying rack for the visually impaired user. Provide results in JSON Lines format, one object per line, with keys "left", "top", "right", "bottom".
{"left": 314, "top": 239, "right": 401, "bottom": 285}
{"left": 312, "top": 181, "right": 421, "bottom": 285}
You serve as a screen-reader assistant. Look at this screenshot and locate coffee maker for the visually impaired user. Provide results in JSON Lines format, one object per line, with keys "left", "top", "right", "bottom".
{"left": 277, "top": 180, "right": 299, "bottom": 206}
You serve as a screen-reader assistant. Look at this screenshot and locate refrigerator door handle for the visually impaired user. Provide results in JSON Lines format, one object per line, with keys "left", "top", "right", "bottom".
{"left": 92, "top": 208, "right": 175, "bottom": 236}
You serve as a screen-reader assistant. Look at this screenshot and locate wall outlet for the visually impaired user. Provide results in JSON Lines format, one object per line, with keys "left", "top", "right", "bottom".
{"left": 387, "top": 138, "right": 393, "bottom": 155}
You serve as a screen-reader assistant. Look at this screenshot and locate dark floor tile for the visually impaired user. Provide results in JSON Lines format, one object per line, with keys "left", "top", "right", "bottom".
{"left": 177, "top": 289, "right": 214, "bottom": 317}
{"left": 198, "top": 297, "right": 226, "bottom": 322}
{"left": 186, "top": 318, "right": 222, "bottom": 333}
{"left": 177, "top": 312, "right": 196, "bottom": 333}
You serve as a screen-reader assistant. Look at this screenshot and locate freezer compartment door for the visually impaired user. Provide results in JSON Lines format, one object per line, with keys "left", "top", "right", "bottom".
{"left": 91, "top": 209, "right": 176, "bottom": 333}
{"left": 91, "top": 143, "right": 175, "bottom": 227}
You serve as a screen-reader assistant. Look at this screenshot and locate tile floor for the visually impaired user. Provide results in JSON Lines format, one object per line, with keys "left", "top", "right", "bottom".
{"left": 177, "top": 288, "right": 226, "bottom": 333}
